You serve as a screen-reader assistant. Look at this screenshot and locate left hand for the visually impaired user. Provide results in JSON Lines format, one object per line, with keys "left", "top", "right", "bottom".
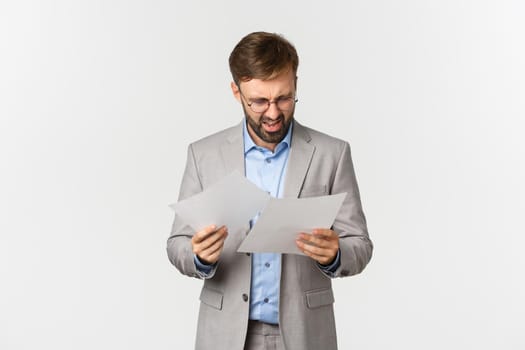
{"left": 296, "top": 228, "right": 339, "bottom": 265}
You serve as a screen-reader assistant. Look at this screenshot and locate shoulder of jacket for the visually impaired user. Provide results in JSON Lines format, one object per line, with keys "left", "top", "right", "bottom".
{"left": 295, "top": 122, "right": 349, "bottom": 150}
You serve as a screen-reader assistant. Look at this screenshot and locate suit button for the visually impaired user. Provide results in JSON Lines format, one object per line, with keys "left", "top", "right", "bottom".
{"left": 246, "top": 253, "right": 251, "bottom": 256}
{"left": 242, "top": 293, "right": 249, "bottom": 302}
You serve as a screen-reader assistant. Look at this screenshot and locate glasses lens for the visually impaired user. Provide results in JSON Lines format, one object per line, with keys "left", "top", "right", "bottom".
{"left": 277, "top": 97, "right": 295, "bottom": 111}
{"left": 250, "top": 101, "right": 268, "bottom": 113}
{"left": 246, "top": 96, "right": 296, "bottom": 113}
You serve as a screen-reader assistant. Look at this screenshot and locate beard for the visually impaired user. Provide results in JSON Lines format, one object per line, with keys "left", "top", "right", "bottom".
{"left": 243, "top": 105, "right": 294, "bottom": 145}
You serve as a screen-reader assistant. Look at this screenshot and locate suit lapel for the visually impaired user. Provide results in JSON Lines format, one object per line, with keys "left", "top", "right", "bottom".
{"left": 220, "top": 120, "right": 314, "bottom": 198}
{"left": 220, "top": 122, "right": 245, "bottom": 176}
{"left": 283, "top": 122, "right": 315, "bottom": 198}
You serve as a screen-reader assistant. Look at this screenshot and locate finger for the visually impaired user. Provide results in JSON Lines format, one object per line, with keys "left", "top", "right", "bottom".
{"left": 193, "top": 225, "right": 227, "bottom": 244}
{"left": 201, "top": 248, "right": 222, "bottom": 265}
{"left": 302, "top": 244, "right": 333, "bottom": 258}
{"left": 193, "top": 227, "right": 228, "bottom": 252}
{"left": 312, "top": 228, "right": 337, "bottom": 239}
{"left": 298, "top": 233, "right": 334, "bottom": 249}
{"left": 198, "top": 236, "right": 227, "bottom": 264}
{"left": 296, "top": 239, "right": 335, "bottom": 258}
{"left": 296, "top": 241, "right": 336, "bottom": 265}
{"left": 192, "top": 224, "right": 218, "bottom": 243}
{"left": 202, "top": 231, "right": 227, "bottom": 254}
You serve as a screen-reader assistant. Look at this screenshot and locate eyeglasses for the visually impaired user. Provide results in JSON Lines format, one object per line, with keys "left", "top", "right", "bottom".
{"left": 239, "top": 89, "right": 298, "bottom": 113}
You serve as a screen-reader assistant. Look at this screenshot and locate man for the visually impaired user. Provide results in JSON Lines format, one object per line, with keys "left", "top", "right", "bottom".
{"left": 167, "top": 31, "right": 372, "bottom": 350}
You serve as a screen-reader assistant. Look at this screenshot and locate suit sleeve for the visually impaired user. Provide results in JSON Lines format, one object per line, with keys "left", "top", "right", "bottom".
{"left": 327, "top": 142, "right": 373, "bottom": 278}
{"left": 166, "top": 144, "right": 218, "bottom": 279}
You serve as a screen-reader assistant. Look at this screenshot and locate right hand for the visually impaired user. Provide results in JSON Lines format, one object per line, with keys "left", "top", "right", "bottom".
{"left": 191, "top": 224, "right": 228, "bottom": 265}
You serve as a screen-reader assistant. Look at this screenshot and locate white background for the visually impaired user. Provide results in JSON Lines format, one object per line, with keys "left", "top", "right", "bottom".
{"left": 1, "top": 1, "right": 524, "bottom": 349}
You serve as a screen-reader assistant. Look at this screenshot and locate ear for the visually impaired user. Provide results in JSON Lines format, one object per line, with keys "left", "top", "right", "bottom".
{"left": 231, "top": 81, "right": 241, "bottom": 102}
{"left": 294, "top": 76, "right": 298, "bottom": 91}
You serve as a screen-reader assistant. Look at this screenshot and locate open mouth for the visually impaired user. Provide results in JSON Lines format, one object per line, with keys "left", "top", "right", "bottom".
{"left": 262, "top": 117, "right": 283, "bottom": 132}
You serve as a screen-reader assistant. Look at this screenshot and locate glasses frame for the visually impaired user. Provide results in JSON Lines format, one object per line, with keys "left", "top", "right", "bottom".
{"left": 238, "top": 88, "right": 298, "bottom": 113}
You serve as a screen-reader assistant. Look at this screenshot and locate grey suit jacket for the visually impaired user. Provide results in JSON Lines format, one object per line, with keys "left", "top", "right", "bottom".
{"left": 167, "top": 121, "right": 372, "bottom": 350}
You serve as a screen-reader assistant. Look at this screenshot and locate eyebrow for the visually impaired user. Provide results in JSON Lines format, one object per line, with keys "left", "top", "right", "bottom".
{"left": 249, "top": 93, "right": 294, "bottom": 101}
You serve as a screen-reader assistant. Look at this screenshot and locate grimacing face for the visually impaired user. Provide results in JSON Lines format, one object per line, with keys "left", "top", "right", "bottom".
{"left": 232, "top": 70, "right": 296, "bottom": 151}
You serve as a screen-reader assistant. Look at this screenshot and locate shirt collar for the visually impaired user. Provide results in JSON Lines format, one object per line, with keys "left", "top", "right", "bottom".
{"left": 243, "top": 119, "right": 293, "bottom": 154}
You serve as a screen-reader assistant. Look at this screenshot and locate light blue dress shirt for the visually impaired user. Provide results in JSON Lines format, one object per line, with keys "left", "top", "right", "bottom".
{"left": 243, "top": 121, "right": 292, "bottom": 324}
{"left": 194, "top": 119, "right": 341, "bottom": 324}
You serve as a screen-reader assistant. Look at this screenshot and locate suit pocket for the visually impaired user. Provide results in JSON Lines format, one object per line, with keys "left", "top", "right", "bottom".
{"left": 300, "top": 185, "right": 328, "bottom": 198}
{"left": 199, "top": 287, "right": 223, "bottom": 310}
{"left": 305, "top": 288, "right": 334, "bottom": 309}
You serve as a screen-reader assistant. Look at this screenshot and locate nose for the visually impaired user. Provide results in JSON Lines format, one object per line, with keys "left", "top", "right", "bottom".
{"left": 265, "top": 101, "right": 281, "bottom": 119}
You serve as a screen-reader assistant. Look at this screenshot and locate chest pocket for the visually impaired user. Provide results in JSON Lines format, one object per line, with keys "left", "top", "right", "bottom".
{"left": 306, "top": 288, "right": 335, "bottom": 309}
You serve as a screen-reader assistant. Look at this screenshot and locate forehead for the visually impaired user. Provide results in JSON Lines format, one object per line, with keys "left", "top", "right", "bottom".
{"left": 239, "top": 70, "right": 296, "bottom": 97}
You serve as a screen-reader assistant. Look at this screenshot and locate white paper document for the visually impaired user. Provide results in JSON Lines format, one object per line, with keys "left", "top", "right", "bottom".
{"left": 169, "top": 171, "right": 269, "bottom": 232}
{"left": 237, "top": 192, "right": 347, "bottom": 255}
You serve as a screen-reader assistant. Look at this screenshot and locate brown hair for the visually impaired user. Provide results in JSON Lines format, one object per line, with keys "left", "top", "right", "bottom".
{"left": 229, "top": 32, "right": 299, "bottom": 85}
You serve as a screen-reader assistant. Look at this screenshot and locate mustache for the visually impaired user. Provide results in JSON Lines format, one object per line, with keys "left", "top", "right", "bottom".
{"left": 260, "top": 114, "right": 284, "bottom": 124}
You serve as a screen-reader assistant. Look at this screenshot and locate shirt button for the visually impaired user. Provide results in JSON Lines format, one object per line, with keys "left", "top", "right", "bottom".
{"left": 242, "top": 294, "right": 249, "bottom": 302}
{"left": 265, "top": 159, "right": 271, "bottom": 163}
{"left": 265, "top": 262, "right": 270, "bottom": 268}
{"left": 264, "top": 298, "right": 269, "bottom": 303}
